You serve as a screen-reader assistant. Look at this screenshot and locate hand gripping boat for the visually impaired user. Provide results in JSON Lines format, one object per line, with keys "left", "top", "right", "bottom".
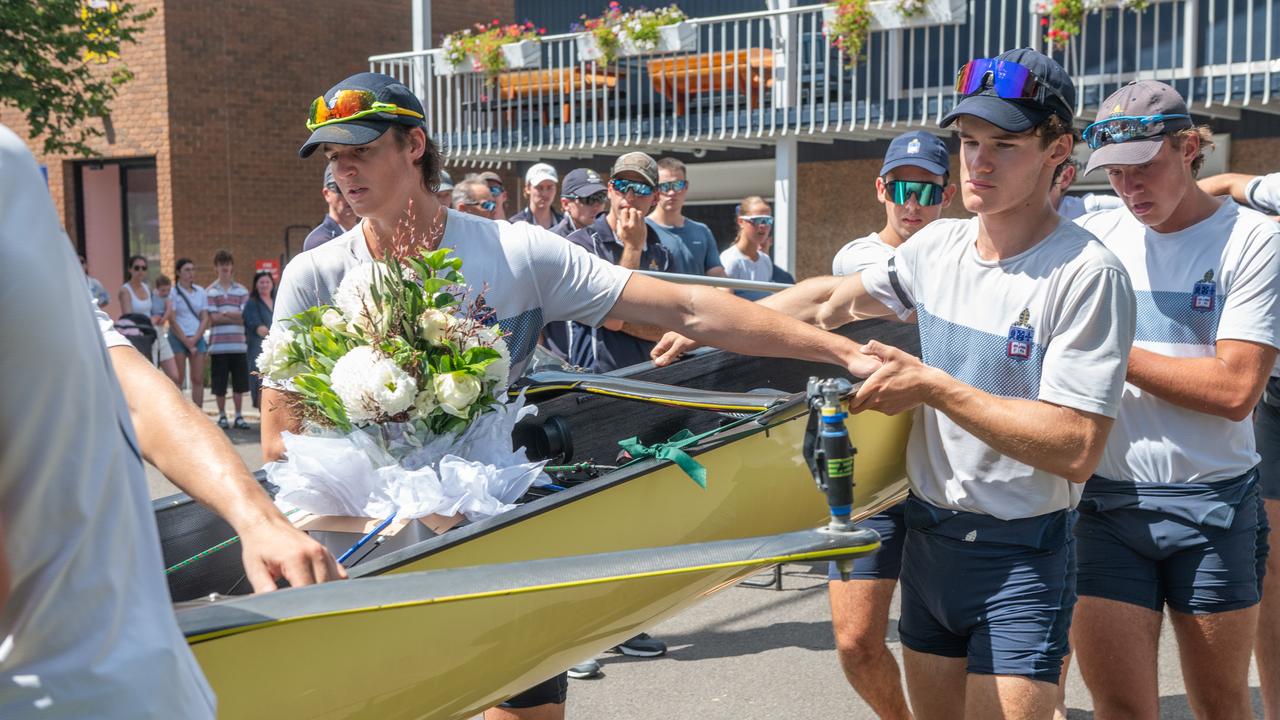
{"left": 156, "top": 319, "right": 918, "bottom": 717}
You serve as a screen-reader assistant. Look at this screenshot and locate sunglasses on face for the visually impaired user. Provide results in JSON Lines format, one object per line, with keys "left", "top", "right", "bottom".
{"left": 488, "top": 184, "right": 504, "bottom": 196}
{"left": 954, "top": 58, "right": 1071, "bottom": 115}
{"left": 657, "top": 179, "right": 688, "bottom": 193}
{"left": 609, "top": 178, "right": 655, "bottom": 197}
{"left": 565, "top": 191, "right": 608, "bottom": 205}
{"left": 463, "top": 198, "right": 498, "bottom": 212}
{"left": 306, "top": 89, "right": 424, "bottom": 131}
{"left": 740, "top": 215, "right": 774, "bottom": 228}
{"left": 885, "top": 180, "right": 946, "bottom": 206}
{"left": 1082, "top": 113, "right": 1191, "bottom": 150}
{"left": 132, "top": 264, "right": 148, "bottom": 271}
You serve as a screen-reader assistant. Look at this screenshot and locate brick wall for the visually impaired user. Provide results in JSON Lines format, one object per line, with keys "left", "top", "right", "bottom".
{"left": 433, "top": 0, "right": 516, "bottom": 38}
{"left": 161, "top": 0, "right": 411, "bottom": 287}
{"left": 0, "top": 0, "right": 170, "bottom": 251}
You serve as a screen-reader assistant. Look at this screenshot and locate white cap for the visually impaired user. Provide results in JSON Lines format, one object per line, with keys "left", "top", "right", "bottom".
{"left": 525, "top": 163, "right": 559, "bottom": 186}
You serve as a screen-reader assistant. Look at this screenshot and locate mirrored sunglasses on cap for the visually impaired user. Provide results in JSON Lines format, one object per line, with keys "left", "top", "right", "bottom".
{"left": 954, "top": 58, "right": 1071, "bottom": 112}
{"left": 609, "top": 178, "right": 655, "bottom": 197}
{"left": 306, "top": 89, "right": 424, "bottom": 131}
{"left": 1082, "top": 114, "right": 1191, "bottom": 150}
{"left": 740, "top": 215, "right": 774, "bottom": 227}
{"left": 885, "top": 180, "right": 945, "bottom": 206}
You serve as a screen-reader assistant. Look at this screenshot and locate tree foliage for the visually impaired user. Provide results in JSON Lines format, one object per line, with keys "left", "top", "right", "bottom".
{"left": 0, "top": 1, "right": 153, "bottom": 156}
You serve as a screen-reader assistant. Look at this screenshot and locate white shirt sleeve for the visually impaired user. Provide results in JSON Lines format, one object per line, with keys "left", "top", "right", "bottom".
{"left": 859, "top": 241, "right": 919, "bottom": 321}
{"left": 526, "top": 225, "right": 631, "bottom": 327}
{"left": 1082, "top": 193, "right": 1126, "bottom": 213}
{"left": 1039, "top": 266, "right": 1136, "bottom": 418}
{"left": 94, "top": 302, "right": 132, "bottom": 349}
{"left": 271, "top": 254, "right": 319, "bottom": 335}
{"left": 1216, "top": 223, "right": 1280, "bottom": 349}
{"left": 1246, "top": 173, "right": 1280, "bottom": 215}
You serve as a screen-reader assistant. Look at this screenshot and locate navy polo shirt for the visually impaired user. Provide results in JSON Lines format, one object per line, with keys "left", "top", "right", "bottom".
{"left": 564, "top": 215, "right": 672, "bottom": 372}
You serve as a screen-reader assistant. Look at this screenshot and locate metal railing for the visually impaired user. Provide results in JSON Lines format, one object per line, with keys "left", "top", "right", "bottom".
{"left": 368, "top": 0, "right": 1280, "bottom": 162}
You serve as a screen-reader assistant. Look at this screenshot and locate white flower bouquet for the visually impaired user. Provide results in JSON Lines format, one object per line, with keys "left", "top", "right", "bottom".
{"left": 259, "top": 248, "right": 544, "bottom": 528}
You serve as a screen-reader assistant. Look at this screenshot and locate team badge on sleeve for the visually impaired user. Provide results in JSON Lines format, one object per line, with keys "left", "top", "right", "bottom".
{"left": 1191, "top": 270, "right": 1216, "bottom": 312}
{"left": 1006, "top": 308, "right": 1034, "bottom": 360}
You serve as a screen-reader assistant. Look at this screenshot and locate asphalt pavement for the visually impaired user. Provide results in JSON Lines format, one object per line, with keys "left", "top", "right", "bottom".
{"left": 148, "top": 398, "right": 1265, "bottom": 719}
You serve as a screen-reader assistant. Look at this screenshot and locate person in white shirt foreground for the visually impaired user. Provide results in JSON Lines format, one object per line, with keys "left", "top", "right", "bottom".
{"left": 827, "top": 128, "right": 955, "bottom": 720}
{"left": 1071, "top": 80, "right": 1279, "bottom": 720}
{"left": 0, "top": 124, "right": 339, "bottom": 720}
{"left": 654, "top": 48, "right": 1137, "bottom": 719}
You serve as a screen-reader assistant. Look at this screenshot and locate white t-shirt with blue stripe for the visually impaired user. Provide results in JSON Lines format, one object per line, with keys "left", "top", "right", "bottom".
{"left": 861, "top": 217, "right": 1136, "bottom": 519}
{"left": 1076, "top": 199, "right": 1280, "bottom": 484}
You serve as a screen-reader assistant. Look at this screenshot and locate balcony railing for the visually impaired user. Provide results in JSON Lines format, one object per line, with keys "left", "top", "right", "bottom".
{"left": 368, "top": 0, "right": 1280, "bottom": 163}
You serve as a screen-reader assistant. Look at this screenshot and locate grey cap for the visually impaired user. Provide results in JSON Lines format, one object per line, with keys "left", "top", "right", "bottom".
{"left": 477, "top": 171, "right": 503, "bottom": 186}
{"left": 437, "top": 169, "right": 454, "bottom": 191}
{"left": 1084, "top": 80, "right": 1194, "bottom": 174}
{"left": 611, "top": 152, "right": 658, "bottom": 185}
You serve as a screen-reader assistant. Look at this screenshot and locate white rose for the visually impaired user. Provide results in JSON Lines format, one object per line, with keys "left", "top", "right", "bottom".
{"left": 413, "top": 382, "right": 438, "bottom": 417}
{"left": 434, "top": 371, "right": 482, "bottom": 418}
{"left": 483, "top": 337, "right": 512, "bottom": 388}
{"left": 418, "top": 308, "right": 455, "bottom": 343}
{"left": 321, "top": 308, "right": 346, "bottom": 333}
{"left": 332, "top": 264, "right": 387, "bottom": 335}
{"left": 329, "top": 346, "right": 418, "bottom": 424}
{"left": 257, "top": 327, "right": 303, "bottom": 381}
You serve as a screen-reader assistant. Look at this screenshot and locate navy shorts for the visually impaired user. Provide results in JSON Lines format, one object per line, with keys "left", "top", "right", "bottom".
{"left": 1075, "top": 472, "right": 1269, "bottom": 615}
{"left": 498, "top": 672, "right": 568, "bottom": 708}
{"left": 1254, "top": 380, "right": 1280, "bottom": 501}
{"left": 828, "top": 501, "right": 906, "bottom": 581}
{"left": 897, "top": 496, "right": 1074, "bottom": 684}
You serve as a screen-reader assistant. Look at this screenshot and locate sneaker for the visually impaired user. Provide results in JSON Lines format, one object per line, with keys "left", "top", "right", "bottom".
{"left": 233, "top": 416, "right": 250, "bottom": 430}
{"left": 614, "top": 633, "right": 666, "bottom": 658}
{"left": 216, "top": 415, "right": 229, "bottom": 429}
{"left": 567, "top": 659, "right": 601, "bottom": 679}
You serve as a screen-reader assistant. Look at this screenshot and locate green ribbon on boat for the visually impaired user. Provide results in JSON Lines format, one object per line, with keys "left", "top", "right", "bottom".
{"left": 618, "top": 429, "right": 708, "bottom": 489}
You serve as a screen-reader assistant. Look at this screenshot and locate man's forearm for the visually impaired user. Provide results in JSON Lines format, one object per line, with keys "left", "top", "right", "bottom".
{"left": 924, "top": 367, "right": 1111, "bottom": 483}
{"left": 757, "top": 274, "right": 893, "bottom": 329}
{"left": 619, "top": 247, "right": 644, "bottom": 269}
{"left": 1198, "top": 173, "right": 1253, "bottom": 204}
{"left": 620, "top": 321, "right": 666, "bottom": 341}
{"left": 109, "top": 346, "right": 283, "bottom": 531}
{"left": 1127, "top": 345, "right": 1274, "bottom": 422}
{"left": 260, "top": 386, "right": 301, "bottom": 462}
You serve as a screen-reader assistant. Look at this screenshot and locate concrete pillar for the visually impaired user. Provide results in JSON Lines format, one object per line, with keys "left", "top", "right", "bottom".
{"left": 411, "top": 1, "right": 432, "bottom": 100}
{"left": 774, "top": 136, "right": 798, "bottom": 273}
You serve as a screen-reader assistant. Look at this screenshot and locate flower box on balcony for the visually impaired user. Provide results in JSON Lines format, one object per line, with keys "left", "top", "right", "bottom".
{"left": 431, "top": 50, "right": 475, "bottom": 77}
{"left": 619, "top": 21, "right": 699, "bottom": 57}
{"left": 823, "top": 0, "right": 967, "bottom": 33}
{"left": 501, "top": 40, "right": 542, "bottom": 70}
{"left": 577, "top": 32, "right": 607, "bottom": 62}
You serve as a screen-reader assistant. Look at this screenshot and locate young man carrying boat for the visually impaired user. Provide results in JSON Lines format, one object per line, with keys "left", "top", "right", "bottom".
{"left": 827, "top": 129, "right": 955, "bottom": 720}
{"left": 263, "top": 71, "right": 886, "bottom": 720}
{"left": 656, "top": 48, "right": 1137, "bottom": 719}
{"left": 1070, "top": 81, "right": 1278, "bottom": 720}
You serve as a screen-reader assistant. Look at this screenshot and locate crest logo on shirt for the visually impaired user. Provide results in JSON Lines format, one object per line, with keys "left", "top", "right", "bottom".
{"left": 907, "top": 138, "right": 921, "bottom": 154}
{"left": 1191, "top": 269, "right": 1216, "bottom": 312}
{"left": 1006, "top": 308, "right": 1034, "bottom": 360}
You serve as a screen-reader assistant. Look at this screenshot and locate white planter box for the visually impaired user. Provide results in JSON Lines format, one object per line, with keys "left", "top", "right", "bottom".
{"left": 657, "top": 21, "right": 698, "bottom": 53}
{"left": 823, "top": 0, "right": 966, "bottom": 33}
{"left": 431, "top": 49, "right": 475, "bottom": 76}
{"left": 577, "top": 32, "right": 606, "bottom": 62}
{"left": 501, "top": 40, "right": 542, "bottom": 70}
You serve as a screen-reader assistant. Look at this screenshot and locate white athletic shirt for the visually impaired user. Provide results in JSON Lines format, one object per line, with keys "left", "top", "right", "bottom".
{"left": 1076, "top": 200, "right": 1280, "bottom": 484}
{"left": 1245, "top": 172, "right": 1280, "bottom": 215}
{"left": 272, "top": 210, "right": 632, "bottom": 382}
{"left": 832, "top": 233, "right": 894, "bottom": 276}
{"left": 719, "top": 244, "right": 774, "bottom": 282}
{"left": 861, "top": 217, "right": 1136, "bottom": 519}
{"left": 1057, "top": 192, "right": 1125, "bottom": 221}
{"left": 0, "top": 125, "right": 215, "bottom": 718}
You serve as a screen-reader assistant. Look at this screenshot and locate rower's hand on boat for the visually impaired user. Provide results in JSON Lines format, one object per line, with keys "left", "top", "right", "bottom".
{"left": 651, "top": 331, "right": 701, "bottom": 366}
{"left": 847, "top": 340, "right": 937, "bottom": 416}
{"left": 241, "top": 517, "right": 346, "bottom": 592}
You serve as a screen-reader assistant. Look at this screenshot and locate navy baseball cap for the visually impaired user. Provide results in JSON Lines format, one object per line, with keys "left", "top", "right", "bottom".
{"left": 300, "top": 72, "right": 426, "bottom": 159}
{"left": 561, "top": 168, "right": 606, "bottom": 198}
{"left": 881, "top": 131, "right": 950, "bottom": 177}
{"left": 941, "top": 48, "right": 1075, "bottom": 133}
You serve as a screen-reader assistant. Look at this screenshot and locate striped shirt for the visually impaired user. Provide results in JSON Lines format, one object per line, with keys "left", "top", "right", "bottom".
{"left": 205, "top": 280, "right": 248, "bottom": 354}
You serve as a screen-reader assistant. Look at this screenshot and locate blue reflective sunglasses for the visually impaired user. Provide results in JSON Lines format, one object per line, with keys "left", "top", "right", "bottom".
{"left": 609, "top": 178, "right": 655, "bottom": 197}
{"left": 488, "top": 184, "right": 504, "bottom": 197}
{"left": 657, "top": 179, "right": 688, "bottom": 193}
{"left": 463, "top": 198, "right": 497, "bottom": 212}
{"left": 740, "top": 215, "right": 774, "bottom": 228}
{"left": 1082, "top": 113, "right": 1192, "bottom": 150}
